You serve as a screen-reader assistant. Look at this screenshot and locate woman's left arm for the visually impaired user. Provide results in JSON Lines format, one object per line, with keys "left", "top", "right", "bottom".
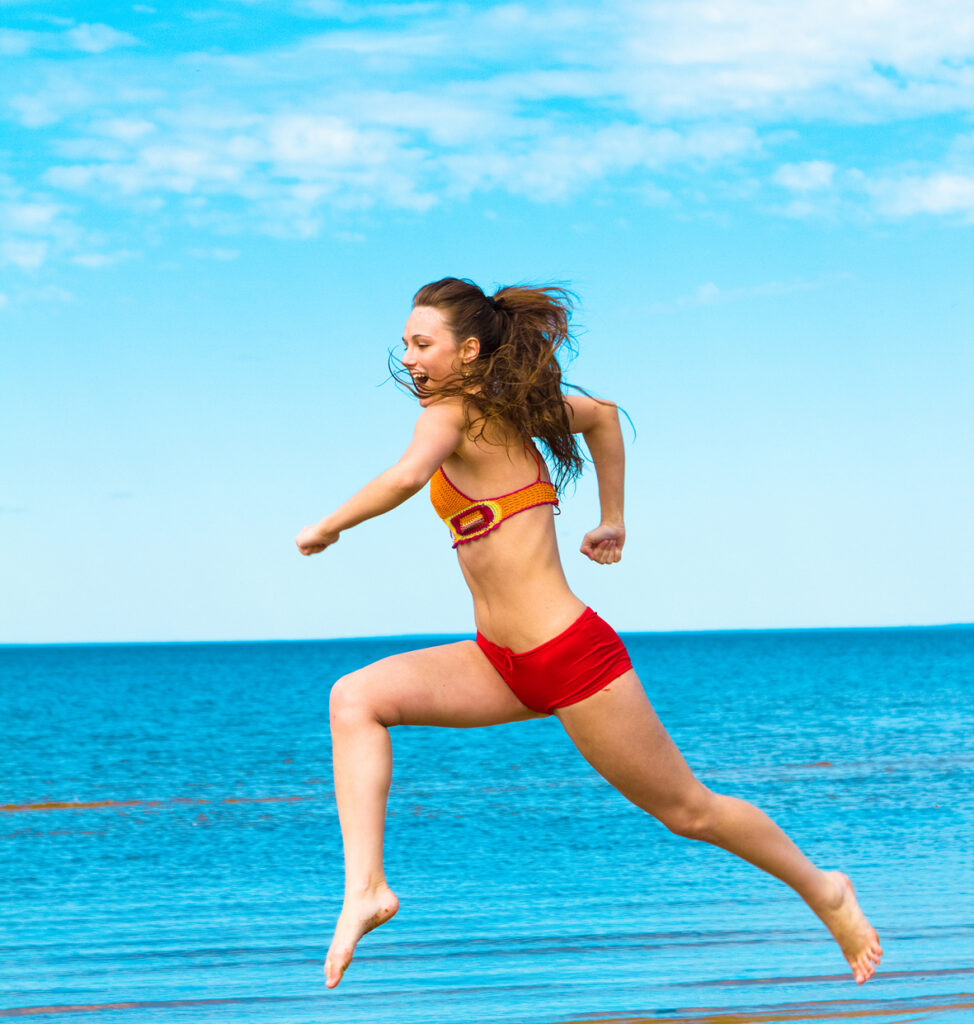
{"left": 296, "top": 402, "right": 464, "bottom": 555}
{"left": 565, "top": 394, "right": 626, "bottom": 565}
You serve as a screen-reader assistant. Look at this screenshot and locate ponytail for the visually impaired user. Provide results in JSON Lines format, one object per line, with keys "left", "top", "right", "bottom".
{"left": 395, "top": 277, "right": 587, "bottom": 492}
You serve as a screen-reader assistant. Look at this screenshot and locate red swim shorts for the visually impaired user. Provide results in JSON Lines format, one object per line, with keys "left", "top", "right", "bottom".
{"left": 476, "top": 606, "right": 632, "bottom": 714}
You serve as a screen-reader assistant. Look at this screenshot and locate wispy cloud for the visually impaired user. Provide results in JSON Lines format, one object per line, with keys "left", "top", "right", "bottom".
{"left": 189, "top": 247, "right": 241, "bottom": 261}
{"left": 649, "top": 273, "right": 853, "bottom": 313}
{"left": 619, "top": 0, "right": 974, "bottom": 119}
{"left": 72, "top": 249, "right": 137, "bottom": 268}
{"left": 773, "top": 161, "right": 836, "bottom": 192}
{"left": 65, "top": 23, "right": 138, "bottom": 54}
{"left": 1, "top": 238, "right": 48, "bottom": 269}
{"left": 867, "top": 171, "right": 974, "bottom": 219}
{"left": 2, "top": 0, "right": 972, "bottom": 268}
{"left": 0, "top": 22, "right": 137, "bottom": 57}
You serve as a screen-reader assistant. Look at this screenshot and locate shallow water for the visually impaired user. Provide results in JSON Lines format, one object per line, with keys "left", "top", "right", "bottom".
{"left": 1, "top": 627, "right": 972, "bottom": 1023}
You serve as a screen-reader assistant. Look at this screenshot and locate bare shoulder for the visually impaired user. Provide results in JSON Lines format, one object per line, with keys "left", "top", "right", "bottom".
{"left": 408, "top": 397, "right": 466, "bottom": 455}
{"left": 415, "top": 396, "right": 467, "bottom": 432}
{"left": 564, "top": 392, "right": 618, "bottom": 433}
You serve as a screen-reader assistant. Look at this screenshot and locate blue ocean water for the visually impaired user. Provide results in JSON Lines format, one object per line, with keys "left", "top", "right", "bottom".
{"left": 1, "top": 626, "right": 972, "bottom": 1024}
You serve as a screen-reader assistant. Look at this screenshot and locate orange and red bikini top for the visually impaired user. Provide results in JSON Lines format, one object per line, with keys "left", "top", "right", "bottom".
{"left": 430, "top": 448, "right": 559, "bottom": 547}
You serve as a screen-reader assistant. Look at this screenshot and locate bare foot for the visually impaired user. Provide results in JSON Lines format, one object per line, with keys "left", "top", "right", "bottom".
{"left": 813, "top": 871, "right": 883, "bottom": 983}
{"left": 324, "top": 885, "right": 399, "bottom": 989}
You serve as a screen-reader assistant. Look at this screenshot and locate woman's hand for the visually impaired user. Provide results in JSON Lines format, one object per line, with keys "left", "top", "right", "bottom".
{"left": 296, "top": 523, "right": 341, "bottom": 556}
{"left": 580, "top": 523, "right": 625, "bottom": 565}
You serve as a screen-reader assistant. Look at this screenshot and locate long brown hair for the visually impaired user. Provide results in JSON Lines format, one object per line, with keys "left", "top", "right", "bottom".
{"left": 394, "top": 277, "right": 586, "bottom": 492}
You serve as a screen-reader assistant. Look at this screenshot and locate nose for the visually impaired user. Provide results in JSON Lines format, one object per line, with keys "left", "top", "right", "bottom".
{"left": 401, "top": 348, "right": 416, "bottom": 368}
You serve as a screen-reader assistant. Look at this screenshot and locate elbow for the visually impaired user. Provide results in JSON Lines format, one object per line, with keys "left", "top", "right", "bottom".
{"left": 388, "top": 462, "right": 431, "bottom": 495}
{"left": 591, "top": 400, "right": 619, "bottom": 433}
{"left": 582, "top": 401, "right": 622, "bottom": 449}
{"left": 602, "top": 402, "right": 622, "bottom": 437}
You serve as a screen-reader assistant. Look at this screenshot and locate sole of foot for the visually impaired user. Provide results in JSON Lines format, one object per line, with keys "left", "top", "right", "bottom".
{"left": 324, "top": 887, "right": 399, "bottom": 989}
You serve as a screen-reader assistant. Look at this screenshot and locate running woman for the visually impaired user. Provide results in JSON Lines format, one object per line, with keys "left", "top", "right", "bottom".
{"left": 295, "top": 278, "right": 883, "bottom": 989}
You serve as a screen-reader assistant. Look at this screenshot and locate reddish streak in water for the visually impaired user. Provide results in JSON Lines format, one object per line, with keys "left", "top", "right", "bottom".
{"left": 695, "top": 964, "right": 974, "bottom": 987}
{"left": 3, "top": 995, "right": 974, "bottom": 1020}
{"left": 0, "top": 794, "right": 315, "bottom": 813}
{"left": 550, "top": 995, "right": 974, "bottom": 1023}
{"left": 0, "top": 996, "right": 304, "bottom": 1017}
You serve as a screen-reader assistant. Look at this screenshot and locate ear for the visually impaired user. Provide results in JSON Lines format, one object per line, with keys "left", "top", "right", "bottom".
{"left": 459, "top": 335, "right": 481, "bottom": 365}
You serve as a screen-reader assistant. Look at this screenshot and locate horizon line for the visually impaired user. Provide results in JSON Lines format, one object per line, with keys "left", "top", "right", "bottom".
{"left": 2, "top": 621, "right": 972, "bottom": 650}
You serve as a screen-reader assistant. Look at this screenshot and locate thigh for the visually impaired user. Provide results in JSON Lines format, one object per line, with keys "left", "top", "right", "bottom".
{"left": 555, "top": 669, "right": 703, "bottom": 815}
{"left": 339, "top": 640, "right": 547, "bottom": 728}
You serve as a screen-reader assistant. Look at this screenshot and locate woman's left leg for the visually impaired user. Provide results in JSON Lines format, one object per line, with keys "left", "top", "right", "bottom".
{"left": 556, "top": 670, "right": 883, "bottom": 984}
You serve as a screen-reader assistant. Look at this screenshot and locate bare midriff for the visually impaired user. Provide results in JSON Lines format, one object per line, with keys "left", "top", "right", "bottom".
{"left": 438, "top": 439, "right": 586, "bottom": 651}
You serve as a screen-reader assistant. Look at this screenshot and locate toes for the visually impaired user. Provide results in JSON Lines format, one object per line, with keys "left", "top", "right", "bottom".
{"left": 324, "top": 959, "right": 344, "bottom": 988}
{"left": 851, "top": 952, "right": 876, "bottom": 984}
{"left": 324, "top": 949, "right": 349, "bottom": 989}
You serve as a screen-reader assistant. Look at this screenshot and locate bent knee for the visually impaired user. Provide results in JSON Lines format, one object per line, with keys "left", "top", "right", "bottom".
{"left": 329, "top": 671, "right": 398, "bottom": 728}
{"left": 329, "top": 672, "right": 373, "bottom": 724}
{"left": 660, "top": 787, "right": 718, "bottom": 842}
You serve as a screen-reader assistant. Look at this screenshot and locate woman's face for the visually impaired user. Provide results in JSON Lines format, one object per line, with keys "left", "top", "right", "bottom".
{"left": 401, "top": 305, "right": 476, "bottom": 407}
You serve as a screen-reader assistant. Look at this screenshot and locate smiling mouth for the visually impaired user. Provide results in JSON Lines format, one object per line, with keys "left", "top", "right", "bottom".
{"left": 411, "top": 374, "right": 429, "bottom": 386}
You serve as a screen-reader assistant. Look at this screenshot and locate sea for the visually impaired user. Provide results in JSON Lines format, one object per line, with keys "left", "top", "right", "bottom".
{"left": 1, "top": 626, "right": 972, "bottom": 1024}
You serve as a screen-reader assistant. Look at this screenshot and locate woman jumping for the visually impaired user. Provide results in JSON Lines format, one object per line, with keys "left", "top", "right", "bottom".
{"left": 295, "top": 278, "right": 883, "bottom": 988}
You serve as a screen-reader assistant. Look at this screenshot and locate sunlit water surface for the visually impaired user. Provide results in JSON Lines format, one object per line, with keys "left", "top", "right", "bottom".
{"left": 2, "top": 627, "right": 972, "bottom": 1023}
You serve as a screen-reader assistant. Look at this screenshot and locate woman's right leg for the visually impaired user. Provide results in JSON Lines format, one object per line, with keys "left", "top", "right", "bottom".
{"left": 325, "top": 640, "right": 543, "bottom": 988}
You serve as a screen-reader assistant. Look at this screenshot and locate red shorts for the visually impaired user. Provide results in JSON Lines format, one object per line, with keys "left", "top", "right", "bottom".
{"left": 476, "top": 607, "right": 632, "bottom": 714}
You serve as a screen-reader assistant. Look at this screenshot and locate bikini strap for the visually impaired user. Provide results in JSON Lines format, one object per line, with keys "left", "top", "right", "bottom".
{"left": 525, "top": 443, "right": 543, "bottom": 482}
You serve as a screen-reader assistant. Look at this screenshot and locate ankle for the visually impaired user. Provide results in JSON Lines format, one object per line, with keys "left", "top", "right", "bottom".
{"left": 808, "top": 869, "right": 845, "bottom": 913}
{"left": 343, "top": 876, "right": 390, "bottom": 900}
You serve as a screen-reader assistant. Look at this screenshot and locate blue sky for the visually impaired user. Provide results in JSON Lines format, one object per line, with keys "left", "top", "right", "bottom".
{"left": 2, "top": 0, "right": 972, "bottom": 642}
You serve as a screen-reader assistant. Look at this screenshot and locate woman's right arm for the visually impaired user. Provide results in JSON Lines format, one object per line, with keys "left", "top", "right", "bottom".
{"left": 565, "top": 394, "right": 626, "bottom": 565}
{"left": 296, "top": 402, "right": 464, "bottom": 555}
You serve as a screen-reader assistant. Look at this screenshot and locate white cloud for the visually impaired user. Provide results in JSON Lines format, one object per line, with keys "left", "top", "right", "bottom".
{"left": 3, "top": 0, "right": 973, "bottom": 263}
{"left": 0, "top": 28, "right": 36, "bottom": 55}
{"left": 299, "top": 27, "right": 447, "bottom": 57}
{"left": 620, "top": 0, "right": 974, "bottom": 118}
{"left": 72, "top": 249, "right": 136, "bottom": 268}
{"left": 694, "top": 282, "right": 721, "bottom": 305}
{"left": 869, "top": 172, "right": 974, "bottom": 218}
{"left": 0, "top": 182, "right": 92, "bottom": 271}
{"left": 652, "top": 273, "right": 851, "bottom": 312}
{"left": 0, "top": 293, "right": 8, "bottom": 309}
{"left": 92, "top": 118, "right": 157, "bottom": 142}
{"left": 266, "top": 114, "right": 361, "bottom": 165}
{"left": 10, "top": 80, "right": 96, "bottom": 128}
{"left": 18, "top": 284, "right": 74, "bottom": 304}
{"left": 773, "top": 161, "right": 836, "bottom": 192}
{"left": 65, "top": 23, "right": 139, "bottom": 54}
{"left": 1, "top": 239, "right": 48, "bottom": 269}
{"left": 0, "top": 21, "right": 137, "bottom": 57}
{"left": 296, "top": 1, "right": 442, "bottom": 17}
{"left": 445, "top": 123, "right": 760, "bottom": 200}
{"left": 9, "top": 93, "right": 62, "bottom": 128}
{"left": 1, "top": 200, "right": 64, "bottom": 232}
{"left": 190, "top": 247, "right": 240, "bottom": 261}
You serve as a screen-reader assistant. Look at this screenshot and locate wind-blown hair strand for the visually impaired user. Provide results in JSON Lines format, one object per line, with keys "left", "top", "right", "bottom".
{"left": 393, "top": 277, "right": 588, "bottom": 492}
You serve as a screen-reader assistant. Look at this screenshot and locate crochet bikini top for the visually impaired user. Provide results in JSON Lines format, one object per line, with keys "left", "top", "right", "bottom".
{"left": 430, "top": 448, "right": 559, "bottom": 547}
